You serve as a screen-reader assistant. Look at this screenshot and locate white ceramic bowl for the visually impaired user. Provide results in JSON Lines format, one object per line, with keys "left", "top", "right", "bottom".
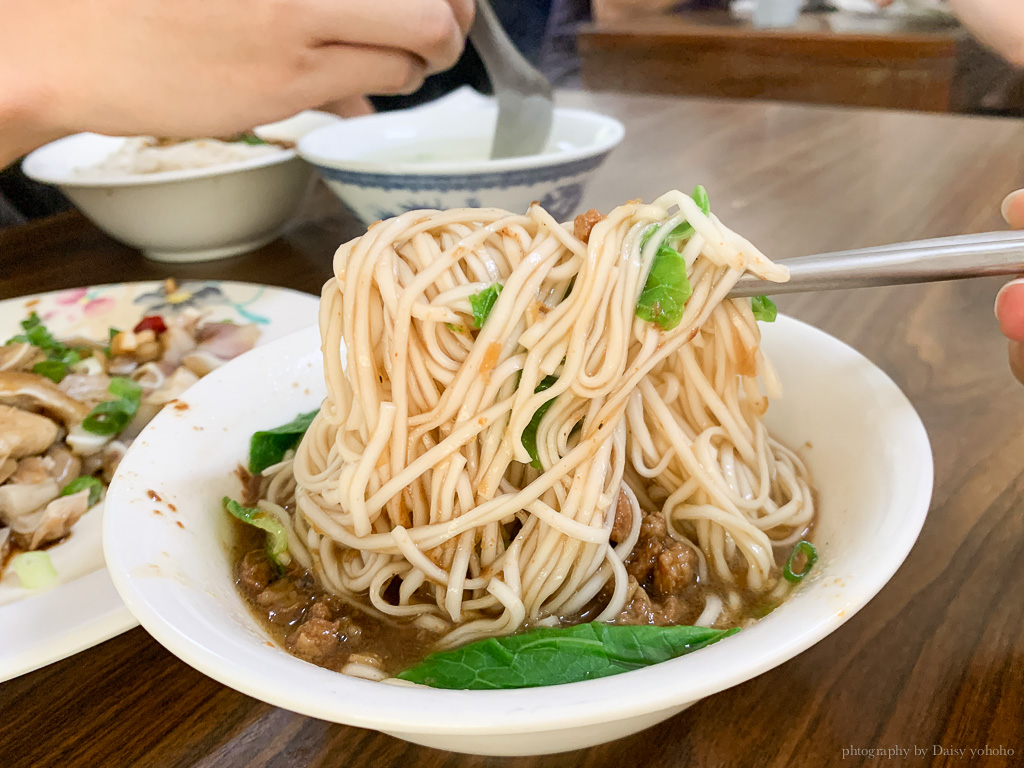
{"left": 298, "top": 93, "right": 624, "bottom": 224}
{"left": 22, "top": 112, "right": 340, "bottom": 263}
{"left": 103, "top": 317, "right": 932, "bottom": 756}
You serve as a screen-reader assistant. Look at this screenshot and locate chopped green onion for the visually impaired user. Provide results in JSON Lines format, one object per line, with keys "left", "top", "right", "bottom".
{"left": 445, "top": 323, "right": 465, "bottom": 333}
{"left": 12, "top": 552, "right": 58, "bottom": 590}
{"left": 61, "top": 476, "right": 103, "bottom": 507}
{"left": 751, "top": 295, "right": 778, "bottom": 323}
{"left": 7, "top": 312, "right": 85, "bottom": 382}
{"left": 7, "top": 311, "right": 60, "bottom": 350}
{"left": 224, "top": 497, "right": 290, "bottom": 567}
{"left": 81, "top": 377, "right": 142, "bottom": 435}
{"left": 469, "top": 284, "right": 502, "bottom": 328}
{"left": 783, "top": 540, "right": 818, "bottom": 583}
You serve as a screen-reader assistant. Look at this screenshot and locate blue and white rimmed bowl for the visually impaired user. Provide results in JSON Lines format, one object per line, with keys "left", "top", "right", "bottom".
{"left": 297, "top": 89, "right": 625, "bottom": 224}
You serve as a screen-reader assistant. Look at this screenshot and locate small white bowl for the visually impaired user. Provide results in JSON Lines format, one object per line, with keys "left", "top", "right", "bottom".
{"left": 298, "top": 92, "right": 625, "bottom": 224}
{"left": 22, "top": 112, "right": 340, "bottom": 263}
{"left": 103, "top": 316, "right": 932, "bottom": 756}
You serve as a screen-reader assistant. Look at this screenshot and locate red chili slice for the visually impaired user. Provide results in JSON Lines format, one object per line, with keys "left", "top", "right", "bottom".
{"left": 133, "top": 315, "right": 167, "bottom": 335}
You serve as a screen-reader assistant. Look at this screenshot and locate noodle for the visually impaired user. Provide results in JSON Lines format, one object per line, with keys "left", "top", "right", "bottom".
{"left": 261, "top": 190, "right": 814, "bottom": 649}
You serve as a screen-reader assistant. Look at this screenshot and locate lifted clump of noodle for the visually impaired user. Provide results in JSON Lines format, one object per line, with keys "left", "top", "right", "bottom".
{"left": 270, "top": 190, "right": 811, "bottom": 648}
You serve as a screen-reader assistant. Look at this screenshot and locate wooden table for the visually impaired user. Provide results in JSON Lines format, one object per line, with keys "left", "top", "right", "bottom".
{"left": 2, "top": 91, "right": 1023, "bottom": 767}
{"left": 578, "top": 10, "right": 960, "bottom": 112}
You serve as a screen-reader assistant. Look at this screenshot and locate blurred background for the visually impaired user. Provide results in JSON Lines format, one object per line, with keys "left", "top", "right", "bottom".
{"left": 1, "top": 0, "right": 1016, "bottom": 228}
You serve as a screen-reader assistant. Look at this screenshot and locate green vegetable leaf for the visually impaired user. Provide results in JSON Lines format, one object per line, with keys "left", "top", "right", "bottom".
{"left": 521, "top": 375, "right": 559, "bottom": 471}
{"left": 636, "top": 243, "right": 692, "bottom": 331}
{"left": 108, "top": 377, "right": 142, "bottom": 400}
{"left": 224, "top": 497, "right": 290, "bottom": 567}
{"left": 12, "top": 552, "right": 58, "bottom": 590}
{"left": 469, "top": 284, "right": 502, "bottom": 329}
{"left": 32, "top": 360, "right": 69, "bottom": 383}
{"left": 81, "top": 377, "right": 142, "bottom": 435}
{"left": 248, "top": 410, "right": 319, "bottom": 474}
{"left": 61, "top": 476, "right": 103, "bottom": 507}
{"left": 751, "top": 295, "right": 777, "bottom": 323}
{"left": 640, "top": 185, "right": 711, "bottom": 251}
{"left": 238, "top": 132, "right": 268, "bottom": 146}
{"left": 397, "top": 622, "right": 738, "bottom": 690}
{"left": 7, "top": 312, "right": 59, "bottom": 351}
{"left": 692, "top": 184, "right": 710, "bottom": 215}
{"left": 7, "top": 312, "right": 85, "bottom": 382}
{"left": 104, "top": 327, "right": 120, "bottom": 357}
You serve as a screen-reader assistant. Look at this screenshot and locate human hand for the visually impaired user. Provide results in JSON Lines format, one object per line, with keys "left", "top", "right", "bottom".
{"left": 994, "top": 190, "right": 1024, "bottom": 382}
{"left": 947, "top": 0, "right": 1024, "bottom": 66}
{"left": 0, "top": 0, "right": 473, "bottom": 164}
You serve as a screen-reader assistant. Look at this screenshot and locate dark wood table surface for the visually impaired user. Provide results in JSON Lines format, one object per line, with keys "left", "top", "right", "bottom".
{"left": 2, "top": 91, "right": 1023, "bottom": 767}
{"left": 578, "top": 11, "right": 960, "bottom": 113}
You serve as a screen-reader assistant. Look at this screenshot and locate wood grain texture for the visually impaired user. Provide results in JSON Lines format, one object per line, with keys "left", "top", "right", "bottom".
{"left": 1, "top": 91, "right": 1023, "bottom": 767}
{"left": 578, "top": 12, "right": 959, "bottom": 112}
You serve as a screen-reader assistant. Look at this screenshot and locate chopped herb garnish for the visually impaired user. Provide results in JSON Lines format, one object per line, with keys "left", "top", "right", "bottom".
{"left": 108, "top": 377, "right": 142, "bottom": 400}
{"left": 783, "top": 540, "right": 818, "bottom": 583}
{"left": 751, "top": 295, "right": 778, "bottom": 323}
{"left": 691, "top": 184, "right": 710, "bottom": 214}
{"left": 469, "top": 284, "right": 502, "bottom": 328}
{"left": 7, "top": 311, "right": 62, "bottom": 353}
{"left": 81, "top": 377, "right": 143, "bottom": 435}
{"left": 635, "top": 186, "right": 710, "bottom": 330}
{"left": 7, "top": 311, "right": 86, "bottom": 383}
{"left": 397, "top": 622, "right": 738, "bottom": 690}
{"left": 640, "top": 185, "right": 711, "bottom": 251}
{"left": 238, "top": 132, "right": 268, "bottom": 146}
{"left": 522, "top": 375, "right": 559, "bottom": 470}
{"left": 224, "top": 497, "right": 290, "bottom": 567}
{"left": 32, "top": 360, "right": 70, "bottom": 383}
{"left": 12, "top": 551, "right": 58, "bottom": 590}
{"left": 636, "top": 242, "right": 692, "bottom": 331}
{"left": 61, "top": 476, "right": 103, "bottom": 507}
{"left": 104, "top": 327, "right": 120, "bottom": 357}
{"left": 445, "top": 323, "right": 465, "bottom": 333}
{"left": 248, "top": 410, "right": 319, "bottom": 474}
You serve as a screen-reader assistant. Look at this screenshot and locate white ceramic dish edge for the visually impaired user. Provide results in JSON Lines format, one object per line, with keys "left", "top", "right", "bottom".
{"left": 22, "top": 111, "right": 340, "bottom": 188}
{"left": 298, "top": 106, "right": 625, "bottom": 176}
{"left": 102, "top": 317, "right": 933, "bottom": 755}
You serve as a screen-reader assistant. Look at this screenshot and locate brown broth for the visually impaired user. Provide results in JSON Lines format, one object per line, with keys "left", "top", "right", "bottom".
{"left": 230, "top": 499, "right": 817, "bottom": 677}
{"left": 231, "top": 518, "right": 439, "bottom": 676}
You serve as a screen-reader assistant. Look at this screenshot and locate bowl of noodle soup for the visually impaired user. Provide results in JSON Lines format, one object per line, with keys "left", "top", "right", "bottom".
{"left": 103, "top": 192, "right": 932, "bottom": 755}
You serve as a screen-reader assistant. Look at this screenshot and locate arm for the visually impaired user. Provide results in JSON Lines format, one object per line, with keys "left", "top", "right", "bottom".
{"left": 0, "top": 0, "right": 473, "bottom": 168}
{"left": 948, "top": 0, "right": 1024, "bottom": 65}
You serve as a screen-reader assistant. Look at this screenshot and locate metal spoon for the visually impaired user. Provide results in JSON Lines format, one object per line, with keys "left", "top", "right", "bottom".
{"left": 728, "top": 231, "right": 1024, "bottom": 298}
{"left": 468, "top": 0, "right": 554, "bottom": 159}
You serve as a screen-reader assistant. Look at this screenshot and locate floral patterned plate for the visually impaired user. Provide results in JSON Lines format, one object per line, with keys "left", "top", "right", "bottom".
{"left": 0, "top": 280, "right": 319, "bottom": 682}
